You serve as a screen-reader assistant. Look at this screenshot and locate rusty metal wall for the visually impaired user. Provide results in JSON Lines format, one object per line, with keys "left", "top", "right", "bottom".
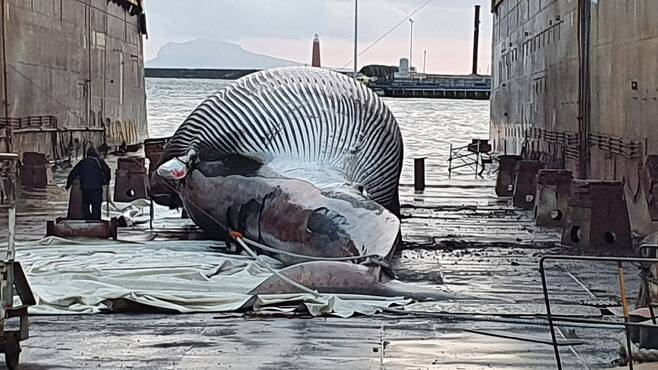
{"left": 490, "top": 0, "right": 658, "bottom": 234}
{"left": 0, "top": 0, "right": 147, "bottom": 157}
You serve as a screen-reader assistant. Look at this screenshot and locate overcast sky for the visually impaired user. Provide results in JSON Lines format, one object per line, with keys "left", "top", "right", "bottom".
{"left": 143, "top": 0, "right": 493, "bottom": 74}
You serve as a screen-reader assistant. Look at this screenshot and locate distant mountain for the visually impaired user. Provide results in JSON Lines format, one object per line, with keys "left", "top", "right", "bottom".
{"left": 147, "top": 39, "right": 302, "bottom": 69}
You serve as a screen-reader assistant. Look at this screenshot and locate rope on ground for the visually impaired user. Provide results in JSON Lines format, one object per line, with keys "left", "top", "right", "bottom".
{"left": 382, "top": 307, "right": 635, "bottom": 330}
{"left": 242, "top": 237, "right": 390, "bottom": 267}
{"left": 618, "top": 332, "right": 658, "bottom": 363}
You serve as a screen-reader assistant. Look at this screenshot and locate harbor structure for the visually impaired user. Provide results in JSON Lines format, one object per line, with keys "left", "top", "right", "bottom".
{"left": 368, "top": 58, "right": 492, "bottom": 100}
{"left": 365, "top": 5, "right": 491, "bottom": 100}
{"left": 0, "top": 0, "right": 148, "bottom": 158}
{"left": 490, "top": 0, "right": 658, "bottom": 234}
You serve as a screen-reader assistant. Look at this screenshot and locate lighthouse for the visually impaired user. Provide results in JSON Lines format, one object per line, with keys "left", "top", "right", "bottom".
{"left": 311, "top": 34, "right": 321, "bottom": 68}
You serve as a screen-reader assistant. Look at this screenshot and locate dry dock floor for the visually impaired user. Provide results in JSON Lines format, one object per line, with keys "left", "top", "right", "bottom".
{"left": 0, "top": 164, "right": 643, "bottom": 369}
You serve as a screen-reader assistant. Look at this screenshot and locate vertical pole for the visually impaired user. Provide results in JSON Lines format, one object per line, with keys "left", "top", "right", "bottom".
{"left": 448, "top": 144, "right": 453, "bottom": 178}
{"left": 476, "top": 141, "right": 483, "bottom": 178}
{"left": 540, "top": 260, "right": 563, "bottom": 370}
{"left": 472, "top": 5, "right": 481, "bottom": 75}
{"left": 353, "top": 0, "right": 358, "bottom": 78}
{"left": 149, "top": 199, "right": 154, "bottom": 230}
{"left": 643, "top": 273, "right": 657, "bottom": 325}
{"left": 106, "top": 186, "right": 109, "bottom": 218}
{"left": 1, "top": 0, "right": 10, "bottom": 152}
{"left": 86, "top": 0, "right": 92, "bottom": 128}
{"left": 474, "top": 152, "right": 479, "bottom": 179}
{"left": 7, "top": 205, "right": 14, "bottom": 261}
{"left": 423, "top": 50, "right": 427, "bottom": 74}
{"left": 409, "top": 19, "right": 414, "bottom": 70}
{"left": 414, "top": 157, "right": 425, "bottom": 192}
{"left": 618, "top": 262, "right": 634, "bottom": 369}
{"left": 577, "top": 0, "right": 591, "bottom": 179}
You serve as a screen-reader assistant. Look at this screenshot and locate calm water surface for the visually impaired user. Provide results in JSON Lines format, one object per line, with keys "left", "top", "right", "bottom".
{"left": 146, "top": 78, "right": 490, "bottom": 184}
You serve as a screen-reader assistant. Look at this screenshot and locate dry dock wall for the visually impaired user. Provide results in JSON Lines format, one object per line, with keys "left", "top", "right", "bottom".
{"left": 0, "top": 0, "right": 147, "bottom": 157}
{"left": 490, "top": 0, "right": 658, "bottom": 234}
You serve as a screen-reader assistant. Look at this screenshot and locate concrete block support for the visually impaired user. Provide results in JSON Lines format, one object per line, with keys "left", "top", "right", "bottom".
{"left": 144, "top": 138, "right": 168, "bottom": 177}
{"left": 113, "top": 157, "right": 148, "bottom": 202}
{"left": 495, "top": 155, "right": 522, "bottom": 196}
{"left": 535, "top": 170, "right": 573, "bottom": 227}
{"left": 20, "top": 152, "right": 48, "bottom": 189}
{"left": 512, "top": 160, "right": 543, "bottom": 210}
{"left": 561, "top": 180, "right": 632, "bottom": 255}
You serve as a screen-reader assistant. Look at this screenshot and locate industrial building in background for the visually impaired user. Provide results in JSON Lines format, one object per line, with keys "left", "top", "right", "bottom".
{"left": 490, "top": 0, "right": 658, "bottom": 236}
{"left": 0, "top": 0, "right": 148, "bottom": 159}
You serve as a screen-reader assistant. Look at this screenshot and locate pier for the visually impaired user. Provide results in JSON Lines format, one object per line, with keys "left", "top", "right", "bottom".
{"left": 0, "top": 156, "right": 642, "bottom": 369}
{"left": 375, "top": 81, "right": 491, "bottom": 100}
{"left": 145, "top": 68, "right": 260, "bottom": 80}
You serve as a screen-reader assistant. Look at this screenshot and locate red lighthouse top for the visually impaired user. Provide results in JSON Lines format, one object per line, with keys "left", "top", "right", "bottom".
{"left": 312, "top": 34, "right": 321, "bottom": 68}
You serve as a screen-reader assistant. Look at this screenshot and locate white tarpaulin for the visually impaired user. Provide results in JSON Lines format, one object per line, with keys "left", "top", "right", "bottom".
{"left": 16, "top": 237, "right": 409, "bottom": 317}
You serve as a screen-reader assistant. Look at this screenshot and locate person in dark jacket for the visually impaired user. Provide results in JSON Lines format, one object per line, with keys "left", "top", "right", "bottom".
{"left": 65, "top": 147, "right": 111, "bottom": 220}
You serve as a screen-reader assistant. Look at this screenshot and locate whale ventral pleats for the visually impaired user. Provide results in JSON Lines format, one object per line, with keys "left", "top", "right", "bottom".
{"left": 152, "top": 66, "right": 403, "bottom": 216}
{"left": 151, "top": 66, "right": 403, "bottom": 266}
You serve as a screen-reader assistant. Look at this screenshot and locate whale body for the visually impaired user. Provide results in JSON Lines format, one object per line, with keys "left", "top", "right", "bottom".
{"left": 151, "top": 67, "right": 451, "bottom": 299}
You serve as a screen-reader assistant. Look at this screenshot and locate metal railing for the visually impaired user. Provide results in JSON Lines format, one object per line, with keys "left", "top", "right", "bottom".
{"left": 540, "top": 254, "right": 658, "bottom": 370}
{"left": 0, "top": 116, "right": 57, "bottom": 131}
{"left": 448, "top": 140, "right": 492, "bottom": 178}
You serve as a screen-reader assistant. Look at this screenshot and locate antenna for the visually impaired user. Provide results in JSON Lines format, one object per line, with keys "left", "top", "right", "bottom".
{"left": 423, "top": 50, "right": 427, "bottom": 74}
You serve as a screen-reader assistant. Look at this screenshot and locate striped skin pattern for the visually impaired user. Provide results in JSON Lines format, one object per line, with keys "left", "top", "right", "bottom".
{"left": 161, "top": 67, "right": 404, "bottom": 214}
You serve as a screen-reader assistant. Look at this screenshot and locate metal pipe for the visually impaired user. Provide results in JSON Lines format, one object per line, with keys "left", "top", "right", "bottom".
{"left": 540, "top": 260, "right": 563, "bottom": 370}
{"left": 1, "top": 0, "right": 10, "bottom": 152}
{"left": 409, "top": 18, "right": 414, "bottom": 70}
{"left": 353, "top": 0, "right": 358, "bottom": 78}
{"left": 448, "top": 143, "right": 453, "bottom": 178}
{"left": 546, "top": 316, "right": 658, "bottom": 330}
{"left": 618, "top": 261, "right": 634, "bottom": 369}
{"left": 86, "top": 0, "right": 92, "bottom": 127}
{"left": 577, "top": 0, "right": 592, "bottom": 178}
{"left": 7, "top": 201, "right": 15, "bottom": 261}
{"left": 472, "top": 5, "right": 481, "bottom": 75}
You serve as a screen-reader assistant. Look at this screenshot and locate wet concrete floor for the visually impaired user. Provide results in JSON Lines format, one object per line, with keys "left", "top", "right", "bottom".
{"left": 0, "top": 158, "right": 644, "bottom": 369}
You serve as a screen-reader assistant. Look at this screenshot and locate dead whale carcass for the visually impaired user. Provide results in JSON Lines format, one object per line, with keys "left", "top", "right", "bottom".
{"left": 151, "top": 67, "right": 453, "bottom": 299}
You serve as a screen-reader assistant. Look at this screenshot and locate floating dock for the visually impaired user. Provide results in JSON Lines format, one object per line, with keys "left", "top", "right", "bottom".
{"left": 369, "top": 74, "right": 492, "bottom": 100}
